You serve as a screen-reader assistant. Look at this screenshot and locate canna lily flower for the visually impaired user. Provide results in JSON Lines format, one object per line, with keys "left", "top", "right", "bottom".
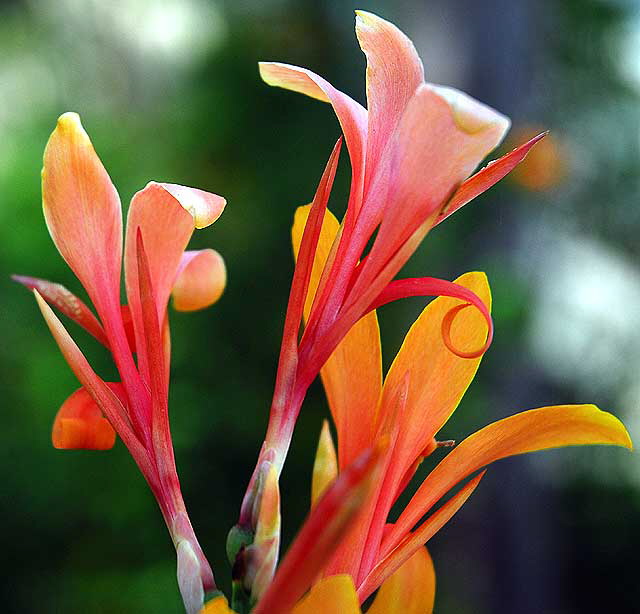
{"left": 234, "top": 9, "right": 545, "bottom": 590}
{"left": 14, "top": 113, "right": 226, "bottom": 614}
{"left": 276, "top": 205, "right": 633, "bottom": 609}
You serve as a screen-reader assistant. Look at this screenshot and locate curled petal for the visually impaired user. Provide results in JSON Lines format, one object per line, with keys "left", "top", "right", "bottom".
{"left": 367, "top": 547, "right": 435, "bottom": 614}
{"left": 41, "top": 112, "right": 122, "bottom": 319}
{"left": 12, "top": 275, "right": 107, "bottom": 345}
{"left": 382, "top": 405, "right": 632, "bottom": 558}
{"left": 52, "top": 386, "right": 120, "bottom": 450}
{"left": 369, "top": 274, "right": 493, "bottom": 359}
{"left": 292, "top": 575, "right": 361, "bottom": 614}
{"left": 158, "top": 183, "right": 226, "bottom": 229}
{"left": 172, "top": 249, "right": 226, "bottom": 312}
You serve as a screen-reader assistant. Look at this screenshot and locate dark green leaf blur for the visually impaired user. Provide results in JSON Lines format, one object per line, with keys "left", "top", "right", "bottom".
{"left": 1, "top": 0, "right": 639, "bottom": 612}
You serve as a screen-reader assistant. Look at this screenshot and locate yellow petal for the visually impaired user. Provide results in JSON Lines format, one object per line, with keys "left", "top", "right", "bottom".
{"left": 368, "top": 547, "right": 435, "bottom": 614}
{"left": 311, "top": 420, "right": 339, "bottom": 507}
{"left": 292, "top": 575, "right": 361, "bottom": 614}
{"left": 200, "top": 595, "right": 236, "bottom": 614}
{"left": 384, "top": 404, "right": 632, "bottom": 556}
{"left": 378, "top": 272, "right": 490, "bottom": 482}
{"left": 292, "top": 205, "right": 382, "bottom": 468}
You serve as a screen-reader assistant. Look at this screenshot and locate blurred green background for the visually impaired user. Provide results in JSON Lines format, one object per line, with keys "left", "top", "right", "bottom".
{"left": 1, "top": 0, "right": 640, "bottom": 612}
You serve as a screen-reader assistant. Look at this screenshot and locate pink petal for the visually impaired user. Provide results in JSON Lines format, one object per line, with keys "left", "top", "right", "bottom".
{"left": 354, "top": 10, "right": 424, "bottom": 192}
{"left": 124, "top": 182, "right": 224, "bottom": 383}
{"left": 259, "top": 62, "right": 368, "bottom": 215}
{"left": 42, "top": 113, "right": 123, "bottom": 322}
{"left": 436, "top": 132, "right": 548, "bottom": 225}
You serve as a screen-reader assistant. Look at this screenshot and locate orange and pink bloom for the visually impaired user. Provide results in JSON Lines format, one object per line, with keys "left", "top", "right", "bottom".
{"left": 14, "top": 113, "right": 226, "bottom": 613}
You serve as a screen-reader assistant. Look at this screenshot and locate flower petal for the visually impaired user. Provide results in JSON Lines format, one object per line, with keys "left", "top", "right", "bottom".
{"left": 124, "top": 182, "right": 224, "bottom": 382}
{"left": 253, "top": 444, "right": 384, "bottom": 614}
{"left": 344, "top": 84, "right": 507, "bottom": 326}
{"left": 382, "top": 405, "right": 632, "bottom": 558}
{"left": 292, "top": 205, "right": 382, "bottom": 469}
{"left": 292, "top": 575, "right": 361, "bottom": 614}
{"left": 12, "top": 275, "right": 107, "bottom": 345}
{"left": 436, "top": 133, "right": 547, "bottom": 225}
{"left": 200, "top": 596, "right": 236, "bottom": 614}
{"left": 172, "top": 249, "right": 226, "bottom": 312}
{"left": 359, "top": 473, "right": 483, "bottom": 602}
{"left": 259, "top": 62, "right": 368, "bottom": 215}
{"left": 52, "top": 386, "right": 119, "bottom": 450}
{"left": 354, "top": 10, "right": 424, "bottom": 191}
{"left": 34, "top": 290, "right": 155, "bottom": 480}
{"left": 367, "top": 547, "right": 435, "bottom": 614}
{"left": 311, "top": 420, "right": 339, "bottom": 507}
{"left": 42, "top": 112, "right": 122, "bottom": 319}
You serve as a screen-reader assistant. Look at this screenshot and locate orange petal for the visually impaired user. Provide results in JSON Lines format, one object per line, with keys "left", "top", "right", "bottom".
{"left": 292, "top": 575, "right": 361, "bottom": 614}
{"left": 200, "top": 596, "right": 236, "bottom": 614}
{"left": 383, "top": 405, "right": 632, "bottom": 558}
{"left": 367, "top": 547, "right": 435, "bottom": 614}
{"left": 42, "top": 112, "right": 122, "bottom": 319}
{"left": 311, "top": 420, "right": 339, "bottom": 507}
{"left": 354, "top": 10, "right": 424, "bottom": 191}
{"left": 360, "top": 473, "right": 483, "bottom": 603}
{"left": 172, "top": 249, "right": 226, "bottom": 312}
{"left": 34, "top": 290, "right": 154, "bottom": 479}
{"left": 379, "top": 272, "right": 490, "bottom": 483}
{"left": 124, "top": 182, "right": 225, "bottom": 382}
{"left": 259, "top": 62, "right": 368, "bottom": 214}
{"left": 52, "top": 387, "right": 118, "bottom": 450}
{"left": 253, "top": 444, "right": 384, "bottom": 614}
{"left": 292, "top": 205, "right": 382, "bottom": 469}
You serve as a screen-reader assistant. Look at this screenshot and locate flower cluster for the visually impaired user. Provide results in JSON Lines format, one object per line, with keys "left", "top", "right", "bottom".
{"left": 15, "top": 10, "right": 632, "bottom": 614}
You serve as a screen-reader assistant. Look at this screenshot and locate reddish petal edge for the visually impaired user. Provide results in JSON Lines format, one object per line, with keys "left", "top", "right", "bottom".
{"left": 357, "top": 471, "right": 485, "bottom": 603}
{"left": 13, "top": 274, "right": 107, "bottom": 345}
{"left": 436, "top": 132, "right": 547, "bottom": 225}
{"left": 368, "top": 276, "right": 493, "bottom": 359}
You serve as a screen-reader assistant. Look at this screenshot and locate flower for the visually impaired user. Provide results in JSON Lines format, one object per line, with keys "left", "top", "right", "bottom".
{"left": 283, "top": 205, "right": 632, "bottom": 608}
{"left": 13, "top": 113, "right": 226, "bottom": 614}
{"left": 251, "top": 10, "right": 546, "bottom": 480}
{"left": 234, "top": 9, "right": 545, "bottom": 591}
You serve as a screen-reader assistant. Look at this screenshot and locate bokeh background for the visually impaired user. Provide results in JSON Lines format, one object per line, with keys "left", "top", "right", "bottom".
{"left": 1, "top": 0, "right": 640, "bottom": 612}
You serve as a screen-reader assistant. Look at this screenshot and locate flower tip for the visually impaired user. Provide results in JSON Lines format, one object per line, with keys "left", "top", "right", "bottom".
{"left": 426, "top": 83, "right": 511, "bottom": 138}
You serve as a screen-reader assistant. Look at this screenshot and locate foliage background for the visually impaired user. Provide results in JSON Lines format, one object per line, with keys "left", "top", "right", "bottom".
{"left": 1, "top": 0, "right": 639, "bottom": 612}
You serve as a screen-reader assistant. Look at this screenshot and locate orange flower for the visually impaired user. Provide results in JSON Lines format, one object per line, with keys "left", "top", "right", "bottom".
{"left": 14, "top": 113, "right": 226, "bottom": 613}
